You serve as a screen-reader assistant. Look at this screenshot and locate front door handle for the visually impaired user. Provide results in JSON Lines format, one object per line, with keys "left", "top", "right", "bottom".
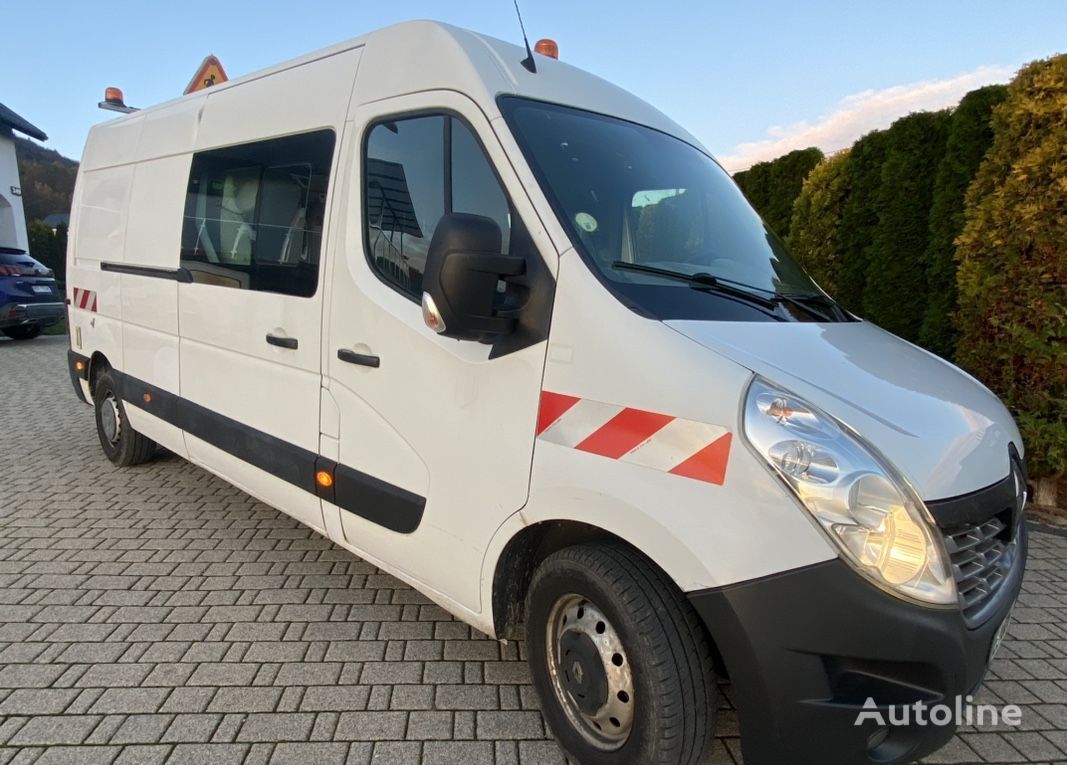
{"left": 266, "top": 333, "right": 298, "bottom": 349}
{"left": 337, "top": 348, "right": 380, "bottom": 368}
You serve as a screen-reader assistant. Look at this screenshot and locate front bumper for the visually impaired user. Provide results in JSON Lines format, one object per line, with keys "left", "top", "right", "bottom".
{"left": 0, "top": 301, "right": 65, "bottom": 328}
{"left": 689, "top": 526, "right": 1027, "bottom": 765}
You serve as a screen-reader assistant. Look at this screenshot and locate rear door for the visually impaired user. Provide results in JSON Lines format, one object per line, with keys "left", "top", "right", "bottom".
{"left": 322, "top": 92, "right": 557, "bottom": 610}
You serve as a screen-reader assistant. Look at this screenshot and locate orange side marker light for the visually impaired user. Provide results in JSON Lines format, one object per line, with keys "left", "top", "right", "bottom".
{"left": 534, "top": 38, "right": 559, "bottom": 59}
{"left": 316, "top": 470, "right": 334, "bottom": 489}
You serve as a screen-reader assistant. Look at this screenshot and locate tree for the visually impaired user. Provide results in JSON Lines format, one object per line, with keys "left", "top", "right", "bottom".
{"left": 954, "top": 54, "right": 1067, "bottom": 506}
{"left": 787, "top": 149, "right": 852, "bottom": 295}
{"left": 734, "top": 147, "right": 823, "bottom": 238}
{"left": 26, "top": 220, "right": 66, "bottom": 283}
{"left": 861, "top": 111, "right": 951, "bottom": 340}
{"left": 919, "top": 85, "right": 1008, "bottom": 358}
{"left": 835, "top": 130, "right": 889, "bottom": 312}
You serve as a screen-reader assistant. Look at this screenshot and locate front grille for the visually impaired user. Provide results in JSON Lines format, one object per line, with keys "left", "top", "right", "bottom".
{"left": 927, "top": 451, "right": 1026, "bottom": 627}
{"left": 942, "top": 510, "right": 1018, "bottom": 622}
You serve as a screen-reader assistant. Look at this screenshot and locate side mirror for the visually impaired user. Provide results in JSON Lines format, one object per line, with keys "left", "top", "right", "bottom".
{"left": 421, "top": 213, "right": 525, "bottom": 341}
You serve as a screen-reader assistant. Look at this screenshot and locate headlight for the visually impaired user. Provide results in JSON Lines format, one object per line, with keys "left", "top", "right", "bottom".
{"left": 743, "top": 377, "right": 956, "bottom": 606}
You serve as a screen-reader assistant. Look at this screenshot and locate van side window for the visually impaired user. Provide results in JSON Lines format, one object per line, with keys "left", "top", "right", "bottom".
{"left": 364, "top": 115, "right": 513, "bottom": 300}
{"left": 364, "top": 117, "right": 446, "bottom": 296}
{"left": 180, "top": 130, "right": 336, "bottom": 297}
{"left": 451, "top": 122, "right": 512, "bottom": 252}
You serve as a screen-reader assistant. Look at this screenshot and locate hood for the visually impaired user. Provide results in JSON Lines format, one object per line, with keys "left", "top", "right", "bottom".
{"left": 667, "top": 319, "right": 1022, "bottom": 501}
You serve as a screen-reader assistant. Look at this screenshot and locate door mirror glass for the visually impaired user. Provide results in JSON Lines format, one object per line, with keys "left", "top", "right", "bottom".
{"left": 422, "top": 213, "right": 524, "bottom": 341}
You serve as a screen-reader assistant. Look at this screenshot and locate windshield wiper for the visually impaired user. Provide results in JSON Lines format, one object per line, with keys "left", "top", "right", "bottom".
{"left": 774, "top": 292, "right": 849, "bottom": 322}
{"left": 611, "top": 261, "right": 778, "bottom": 311}
{"left": 611, "top": 261, "right": 846, "bottom": 321}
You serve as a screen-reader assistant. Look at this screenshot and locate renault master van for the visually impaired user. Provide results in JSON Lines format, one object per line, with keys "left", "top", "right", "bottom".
{"left": 64, "top": 21, "right": 1028, "bottom": 765}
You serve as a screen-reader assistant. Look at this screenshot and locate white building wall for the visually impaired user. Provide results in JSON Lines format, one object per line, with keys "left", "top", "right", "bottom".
{"left": 0, "top": 131, "right": 29, "bottom": 251}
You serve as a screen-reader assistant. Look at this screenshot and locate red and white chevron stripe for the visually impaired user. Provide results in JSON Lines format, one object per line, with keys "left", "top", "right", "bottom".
{"left": 71, "top": 287, "right": 97, "bottom": 313}
{"left": 536, "top": 391, "right": 733, "bottom": 485}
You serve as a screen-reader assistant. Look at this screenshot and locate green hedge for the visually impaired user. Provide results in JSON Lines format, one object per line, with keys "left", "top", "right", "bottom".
{"left": 734, "top": 147, "right": 823, "bottom": 239}
{"left": 954, "top": 56, "right": 1066, "bottom": 495}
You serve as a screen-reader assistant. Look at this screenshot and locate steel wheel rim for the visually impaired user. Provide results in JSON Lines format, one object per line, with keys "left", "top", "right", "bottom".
{"left": 101, "top": 395, "right": 121, "bottom": 444}
{"left": 545, "top": 593, "right": 635, "bottom": 750}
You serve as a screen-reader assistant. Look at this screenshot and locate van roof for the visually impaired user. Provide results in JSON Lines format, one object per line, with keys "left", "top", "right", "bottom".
{"left": 87, "top": 20, "right": 704, "bottom": 155}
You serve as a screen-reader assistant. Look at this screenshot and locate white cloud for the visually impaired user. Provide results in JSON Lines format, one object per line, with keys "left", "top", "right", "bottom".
{"left": 718, "top": 64, "right": 1014, "bottom": 172}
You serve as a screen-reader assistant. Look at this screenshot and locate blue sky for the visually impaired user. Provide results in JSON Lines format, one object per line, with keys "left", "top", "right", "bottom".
{"left": 3, "top": 1, "right": 1064, "bottom": 170}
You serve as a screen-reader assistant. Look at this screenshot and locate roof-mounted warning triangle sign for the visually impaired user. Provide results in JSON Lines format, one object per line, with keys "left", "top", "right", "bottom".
{"left": 184, "top": 55, "right": 228, "bottom": 95}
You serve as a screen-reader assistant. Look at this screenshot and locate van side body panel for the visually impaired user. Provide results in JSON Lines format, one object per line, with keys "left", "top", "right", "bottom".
{"left": 504, "top": 251, "right": 835, "bottom": 593}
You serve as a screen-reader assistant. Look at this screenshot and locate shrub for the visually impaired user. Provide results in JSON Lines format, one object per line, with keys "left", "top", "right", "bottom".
{"left": 862, "top": 111, "right": 951, "bottom": 341}
{"left": 836, "top": 130, "right": 889, "bottom": 312}
{"left": 787, "top": 149, "right": 852, "bottom": 295}
{"left": 919, "top": 85, "right": 1008, "bottom": 358}
{"left": 734, "top": 147, "right": 823, "bottom": 238}
{"left": 26, "top": 220, "right": 66, "bottom": 284}
{"left": 954, "top": 55, "right": 1067, "bottom": 504}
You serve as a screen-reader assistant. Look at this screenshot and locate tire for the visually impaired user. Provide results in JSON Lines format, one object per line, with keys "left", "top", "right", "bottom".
{"left": 2, "top": 324, "right": 41, "bottom": 340}
{"left": 93, "top": 370, "right": 157, "bottom": 467}
{"left": 526, "top": 543, "right": 717, "bottom": 765}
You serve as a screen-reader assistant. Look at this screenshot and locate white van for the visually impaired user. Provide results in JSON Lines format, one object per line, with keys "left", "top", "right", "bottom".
{"left": 65, "top": 21, "right": 1027, "bottom": 765}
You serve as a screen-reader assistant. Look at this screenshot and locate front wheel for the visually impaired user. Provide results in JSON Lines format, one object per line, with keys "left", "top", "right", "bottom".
{"left": 526, "top": 543, "right": 717, "bottom": 765}
{"left": 94, "top": 370, "right": 157, "bottom": 467}
{"left": 2, "top": 324, "right": 41, "bottom": 340}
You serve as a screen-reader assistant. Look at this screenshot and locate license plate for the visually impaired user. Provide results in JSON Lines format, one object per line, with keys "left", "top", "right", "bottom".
{"left": 31, "top": 285, "right": 51, "bottom": 294}
{"left": 988, "top": 608, "right": 1013, "bottom": 666}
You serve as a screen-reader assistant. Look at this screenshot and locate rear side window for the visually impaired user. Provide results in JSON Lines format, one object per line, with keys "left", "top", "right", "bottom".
{"left": 363, "top": 115, "right": 513, "bottom": 299}
{"left": 180, "top": 130, "right": 336, "bottom": 297}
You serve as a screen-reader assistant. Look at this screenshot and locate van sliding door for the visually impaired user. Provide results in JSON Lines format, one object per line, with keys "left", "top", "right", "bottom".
{"left": 174, "top": 50, "right": 359, "bottom": 532}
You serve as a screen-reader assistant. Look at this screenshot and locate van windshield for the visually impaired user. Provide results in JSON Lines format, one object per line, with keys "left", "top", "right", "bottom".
{"left": 499, "top": 97, "right": 843, "bottom": 322}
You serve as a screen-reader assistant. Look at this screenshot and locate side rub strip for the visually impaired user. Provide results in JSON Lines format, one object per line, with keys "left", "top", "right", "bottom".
{"left": 94, "top": 365, "right": 427, "bottom": 534}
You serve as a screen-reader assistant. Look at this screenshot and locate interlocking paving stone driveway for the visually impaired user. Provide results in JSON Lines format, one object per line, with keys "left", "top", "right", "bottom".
{"left": 1, "top": 335, "right": 1066, "bottom": 764}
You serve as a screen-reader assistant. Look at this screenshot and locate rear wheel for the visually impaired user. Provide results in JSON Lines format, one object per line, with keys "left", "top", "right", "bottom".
{"left": 526, "top": 543, "right": 717, "bottom": 765}
{"left": 2, "top": 324, "right": 41, "bottom": 340}
{"left": 93, "top": 370, "right": 156, "bottom": 466}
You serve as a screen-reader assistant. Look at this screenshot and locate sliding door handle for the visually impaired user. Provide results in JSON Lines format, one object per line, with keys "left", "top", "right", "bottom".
{"left": 266, "top": 333, "right": 298, "bottom": 349}
{"left": 337, "top": 348, "right": 380, "bottom": 368}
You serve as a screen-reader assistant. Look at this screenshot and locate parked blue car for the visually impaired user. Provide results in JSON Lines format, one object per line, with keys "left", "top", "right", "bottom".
{"left": 0, "top": 247, "right": 64, "bottom": 340}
